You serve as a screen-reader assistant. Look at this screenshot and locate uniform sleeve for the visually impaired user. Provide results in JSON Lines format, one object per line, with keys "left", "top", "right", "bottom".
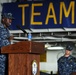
{"left": 73, "top": 57, "right": 76, "bottom": 72}
{"left": 58, "top": 59, "right": 63, "bottom": 75}
{"left": 0, "top": 27, "right": 8, "bottom": 39}
{"left": 0, "top": 27, "right": 11, "bottom": 47}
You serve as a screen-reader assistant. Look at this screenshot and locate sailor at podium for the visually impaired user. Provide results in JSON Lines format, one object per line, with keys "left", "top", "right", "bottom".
{"left": 0, "top": 13, "right": 14, "bottom": 75}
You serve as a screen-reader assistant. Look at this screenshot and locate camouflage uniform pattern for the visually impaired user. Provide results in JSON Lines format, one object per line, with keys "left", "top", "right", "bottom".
{"left": 0, "top": 24, "right": 11, "bottom": 75}
{"left": 58, "top": 55, "right": 76, "bottom": 75}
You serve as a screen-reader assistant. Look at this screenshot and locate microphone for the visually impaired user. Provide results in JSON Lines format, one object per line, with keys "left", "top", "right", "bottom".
{"left": 16, "top": 25, "right": 32, "bottom": 41}
{"left": 16, "top": 25, "right": 27, "bottom": 34}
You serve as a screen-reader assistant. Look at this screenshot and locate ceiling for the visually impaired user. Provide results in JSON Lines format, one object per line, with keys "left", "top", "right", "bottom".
{"left": 10, "top": 28, "right": 76, "bottom": 46}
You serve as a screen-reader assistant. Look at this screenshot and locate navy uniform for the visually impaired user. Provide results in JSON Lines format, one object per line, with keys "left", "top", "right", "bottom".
{"left": 58, "top": 45, "right": 76, "bottom": 75}
{"left": 0, "top": 13, "right": 14, "bottom": 75}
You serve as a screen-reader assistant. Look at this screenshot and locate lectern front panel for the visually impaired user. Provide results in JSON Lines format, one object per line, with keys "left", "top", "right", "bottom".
{"left": 8, "top": 54, "right": 40, "bottom": 75}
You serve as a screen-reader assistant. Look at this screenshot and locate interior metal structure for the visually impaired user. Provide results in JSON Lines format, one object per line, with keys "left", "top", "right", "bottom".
{"left": 10, "top": 28, "right": 76, "bottom": 45}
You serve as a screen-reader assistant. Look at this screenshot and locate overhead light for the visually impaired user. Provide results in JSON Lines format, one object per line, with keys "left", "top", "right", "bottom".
{"left": 45, "top": 43, "right": 51, "bottom": 48}
{"left": 47, "top": 46, "right": 64, "bottom": 50}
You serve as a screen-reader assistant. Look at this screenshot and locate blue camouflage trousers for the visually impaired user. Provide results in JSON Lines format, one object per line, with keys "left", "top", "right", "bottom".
{"left": 0, "top": 54, "right": 6, "bottom": 75}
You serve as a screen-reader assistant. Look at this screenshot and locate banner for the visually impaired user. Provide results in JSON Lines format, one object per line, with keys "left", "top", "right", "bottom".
{"left": 2, "top": 0, "right": 76, "bottom": 30}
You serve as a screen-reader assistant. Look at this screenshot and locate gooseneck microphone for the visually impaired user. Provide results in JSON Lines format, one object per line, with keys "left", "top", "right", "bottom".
{"left": 16, "top": 25, "right": 27, "bottom": 34}
{"left": 16, "top": 25, "right": 32, "bottom": 41}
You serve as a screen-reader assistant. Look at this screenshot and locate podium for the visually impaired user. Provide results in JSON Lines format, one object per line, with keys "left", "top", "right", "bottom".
{"left": 71, "top": 72, "right": 76, "bottom": 75}
{"left": 1, "top": 41, "right": 45, "bottom": 75}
